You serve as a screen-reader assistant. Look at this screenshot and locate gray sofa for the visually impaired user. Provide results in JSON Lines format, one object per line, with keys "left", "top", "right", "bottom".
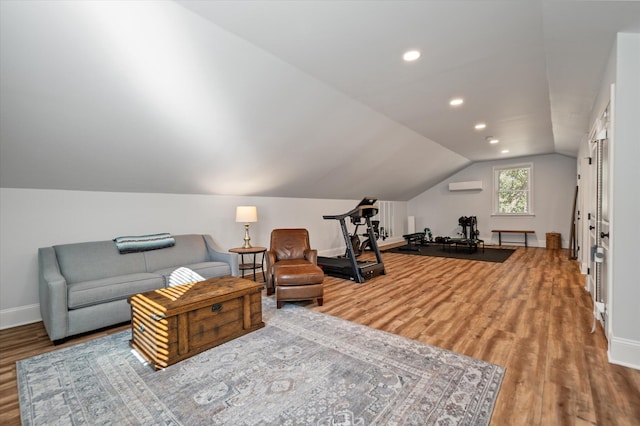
{"left": 38, "top": 234, "right": 238, "bottom": 342}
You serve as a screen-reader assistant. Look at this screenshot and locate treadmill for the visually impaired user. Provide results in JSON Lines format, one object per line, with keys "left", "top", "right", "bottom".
{"left": 318, "top": 197, "right": 386, "bottom": 283}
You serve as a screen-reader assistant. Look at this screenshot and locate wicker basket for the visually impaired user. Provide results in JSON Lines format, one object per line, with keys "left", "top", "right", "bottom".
{"left": 546, "top": 232, "right": 561, "bottom": 249}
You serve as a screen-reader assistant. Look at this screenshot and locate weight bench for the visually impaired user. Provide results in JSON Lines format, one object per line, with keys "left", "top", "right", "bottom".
{"left": 491, "top": 230, "right": 535, "bottom": 247}
{"left": 401, "top": 232, "right": 427, "bottom": 251}
{"left": 442, "top": 238, "right": 484, "bottom": 253}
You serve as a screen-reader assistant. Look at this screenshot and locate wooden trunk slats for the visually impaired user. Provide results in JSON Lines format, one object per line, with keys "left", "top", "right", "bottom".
{"left": 128, "top": 276, "right": 264, "bottom": 370}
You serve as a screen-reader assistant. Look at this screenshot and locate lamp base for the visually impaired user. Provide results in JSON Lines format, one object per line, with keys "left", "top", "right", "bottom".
{"left": 242, "top": 223, "right": 252, "bottom": 249}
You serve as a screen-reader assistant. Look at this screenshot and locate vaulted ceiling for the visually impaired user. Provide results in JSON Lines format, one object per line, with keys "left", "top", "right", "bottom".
{"left": 1, "top": 1, "right": 639, "bottom": 201}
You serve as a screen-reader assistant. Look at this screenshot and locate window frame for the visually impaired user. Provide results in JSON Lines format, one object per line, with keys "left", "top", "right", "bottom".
{"left": 492, "top": 163, "right": 534, "bottom": 216}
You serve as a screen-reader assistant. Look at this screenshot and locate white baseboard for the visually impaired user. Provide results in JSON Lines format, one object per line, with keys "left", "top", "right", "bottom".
{"left": 0, "top": 303, "right": 42, "bottom": 330}
{"left": 609, "top": 336, "right": 640, "bottom": 370}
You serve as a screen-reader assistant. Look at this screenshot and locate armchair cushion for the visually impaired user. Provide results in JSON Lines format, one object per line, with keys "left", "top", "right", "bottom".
{"left": 274, "top": 264, "right": 324, "bottom": 286}
{"left": 269, "top": 259, "right": 312, "bottom": 268}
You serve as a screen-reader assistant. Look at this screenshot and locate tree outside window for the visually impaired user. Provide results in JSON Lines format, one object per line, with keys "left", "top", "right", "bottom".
{"left": 494, "top": 164, "right": 533, "bottom": 215}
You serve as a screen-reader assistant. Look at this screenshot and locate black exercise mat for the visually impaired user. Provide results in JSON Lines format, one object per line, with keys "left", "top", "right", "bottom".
{"left": 383, "top": 244, "right": 515, "bottom": 263}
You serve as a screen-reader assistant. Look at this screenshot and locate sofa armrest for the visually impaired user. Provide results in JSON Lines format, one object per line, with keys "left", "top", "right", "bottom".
{"left": 38, "top": 247, "right": 69, "bottom": 341}
{"left": 203, "top": 235, "right": 239, "bottom": 277}
{"left": 304, "top": 249, "right": 318, "bottom": 265}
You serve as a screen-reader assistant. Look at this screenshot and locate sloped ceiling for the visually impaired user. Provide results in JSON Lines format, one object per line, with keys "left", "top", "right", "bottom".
{"left": 1, "top": 1, "right": 639, "bottom": 201}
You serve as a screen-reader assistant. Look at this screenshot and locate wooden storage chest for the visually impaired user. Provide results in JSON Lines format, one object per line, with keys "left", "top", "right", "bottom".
{"left": 129, "top": 276, "right": 264, "bottom": 370}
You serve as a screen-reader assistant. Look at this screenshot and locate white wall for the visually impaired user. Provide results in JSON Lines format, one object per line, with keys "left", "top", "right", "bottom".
{"left": 577, "top": 36, "right": 617, "bottom": 276}
{"left": 609, "top": 33, "right": 640, "bottom": 367}
{"left": 578, "top": 33, "right": 640, "bottom": 370}
{"left": 0, "top": 188, "right": 406, "bottom": 328}
{"left": 407, "top": 153, "right": 577, "bottom": 247}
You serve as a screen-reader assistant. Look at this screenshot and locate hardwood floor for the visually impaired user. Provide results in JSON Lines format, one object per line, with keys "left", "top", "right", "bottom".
{"left": 1, "top": 246, "right": 639, "bottom": 425}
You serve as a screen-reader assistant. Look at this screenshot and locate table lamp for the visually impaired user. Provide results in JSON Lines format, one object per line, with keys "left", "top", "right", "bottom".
{"left": 235, "top": 206, "right": 258, "bottom": 248}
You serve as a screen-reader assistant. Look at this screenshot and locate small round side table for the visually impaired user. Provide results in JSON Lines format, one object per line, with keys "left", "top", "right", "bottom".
{"left": 228, "top": 246, "right": 267, "bottom": 282}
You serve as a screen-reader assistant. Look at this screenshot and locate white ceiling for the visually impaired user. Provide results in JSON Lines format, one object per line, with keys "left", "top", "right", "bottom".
{"left": 1, "top": 1, "right": 639, "bottom": 201}
{"left": 179, "top": 0, "right": 640, "bottom": 160}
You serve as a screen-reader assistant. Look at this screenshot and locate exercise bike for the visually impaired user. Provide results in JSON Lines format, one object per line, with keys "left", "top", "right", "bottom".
{"left": 345, "top": 219, "right": 381, "bottom": 258}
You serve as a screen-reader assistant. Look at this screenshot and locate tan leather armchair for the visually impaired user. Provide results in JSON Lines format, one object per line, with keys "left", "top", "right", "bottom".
{"left": 265, "top": 228, "right": 318, "bottom": 296}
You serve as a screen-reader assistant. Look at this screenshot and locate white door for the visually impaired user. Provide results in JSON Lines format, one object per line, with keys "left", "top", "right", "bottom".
{"left": 577, "top": 152, "right": 591, "bottom": 275}
{"left": 586, "top": 141, "right": 597, "bottom": 297}
{"left": 588, "top": 103, "right": 611, "bottom": 337}
{"left": 599, "top": 134, "right": 611, "bottom": 335}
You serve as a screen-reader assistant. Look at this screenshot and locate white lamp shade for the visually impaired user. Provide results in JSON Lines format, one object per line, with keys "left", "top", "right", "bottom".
{"left": 235, "top": 206, "right": 258, "bottom": 223}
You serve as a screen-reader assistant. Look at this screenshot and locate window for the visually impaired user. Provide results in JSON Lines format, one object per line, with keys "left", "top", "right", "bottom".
{"left": 493, "top": 163, "right": 533, "bottom": 215}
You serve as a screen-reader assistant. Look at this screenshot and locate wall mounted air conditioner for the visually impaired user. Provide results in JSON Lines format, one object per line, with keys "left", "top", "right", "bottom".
{"left": 448, "top": 181, "right": 483, "bottom": 191}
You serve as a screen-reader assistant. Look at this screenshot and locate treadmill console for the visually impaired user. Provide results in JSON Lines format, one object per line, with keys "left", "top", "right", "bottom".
{"left": 357, "top": 197, "right": 377, "bottom": 207}
{"left": 355, "top": 197, "right": 378, "bottom": 218}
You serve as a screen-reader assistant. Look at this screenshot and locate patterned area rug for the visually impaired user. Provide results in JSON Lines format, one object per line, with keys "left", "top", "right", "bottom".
{"left": 18, "top": 297, "right": 504, "bottom": 425}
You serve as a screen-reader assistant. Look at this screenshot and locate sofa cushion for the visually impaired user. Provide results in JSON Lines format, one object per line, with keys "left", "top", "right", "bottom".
{"left": 142, "top": 235, "right": 209, "bottom": 272}
{"left": 168, "top": 267, "right": 205, "bottom": 287}
{"left": 154, "top": 262, "right": 232, "bottom": 286}
{"left": 67, "top": 273, "right": 164, "bottom": 309}
{"left": 55, "top": 241, "right": 146, "bottom": 284}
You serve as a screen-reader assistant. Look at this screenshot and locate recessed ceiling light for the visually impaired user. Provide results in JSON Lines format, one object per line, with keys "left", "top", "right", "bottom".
{"left": 489, "top": 139, "right": 499, "bottom": 144}
{"left": 501, "top": 149, "right": 509, "bottom": 153}
{"left": 403, "top": 50, "right": 421, "bottom": 61}
{"left": 474, "top": 123, "right": 486, "bottom": 130}
{"left": 449, "top": 98, "right": 464, "bottom": 106}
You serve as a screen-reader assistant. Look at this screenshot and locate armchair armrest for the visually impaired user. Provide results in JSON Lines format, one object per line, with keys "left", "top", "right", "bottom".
{"left": 203, "top": 235, "right": 239, "bottom": 277}
{"left": 265, "top": 250, "right": 277, "bottom": 294}
{"left": 265, "top": 251, "right": 276, "bottom": 272}
{"left": 304, "top": 249, "right": 318, "bottom": 265}
{"left": 38, "top": 247, "right": 69, "bottom": 341}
